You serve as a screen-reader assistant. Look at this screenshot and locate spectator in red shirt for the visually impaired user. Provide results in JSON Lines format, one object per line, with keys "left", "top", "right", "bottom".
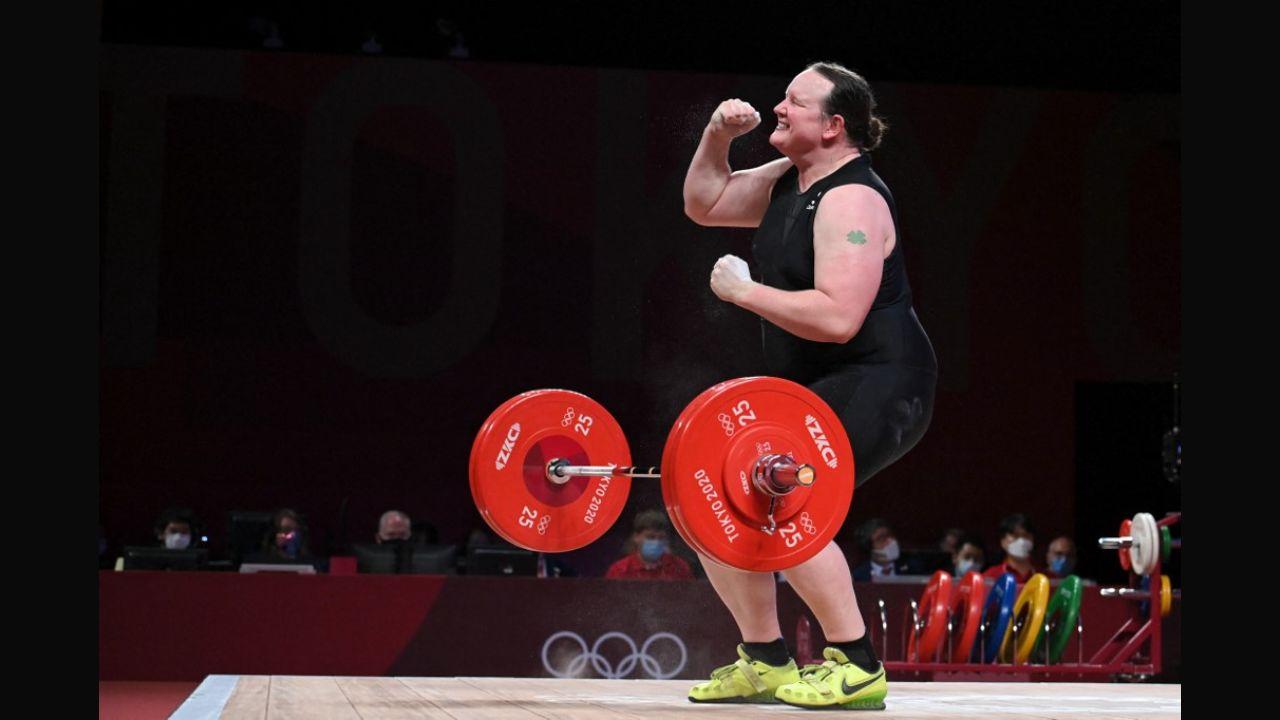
{"left": 605, "top": 510, "right": 693, "bottom": 580}
{"left": 982, "top": 513, "right": 1041, "bottom": 584}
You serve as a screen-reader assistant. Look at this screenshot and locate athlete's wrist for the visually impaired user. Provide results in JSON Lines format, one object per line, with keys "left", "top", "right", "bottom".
{"left": 733, "top": 279, "right": 761, "bottom": 308}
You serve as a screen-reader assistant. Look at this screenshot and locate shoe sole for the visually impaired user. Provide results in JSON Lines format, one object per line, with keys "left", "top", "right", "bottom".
{"left": 688, "top": 690, "right": 779, "bottom": 704}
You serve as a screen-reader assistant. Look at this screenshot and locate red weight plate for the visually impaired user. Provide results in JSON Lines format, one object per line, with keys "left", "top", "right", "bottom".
{"left": 908, "top": 571, "right": 954, "bottom": 662}
{"left": 662, "top": 376, "right": 855, "bottom": 572}
{"left": 948, "top": 570, "right": 987, "bottom": 663}
{"left": 665, "top": 376, "right": 826, "bottom": 565}
{"left": 1118, "top": 519, "right": 1133, "bottom": 572}
{"left": 470, "top": 389, "right": 631, "bottom": 552}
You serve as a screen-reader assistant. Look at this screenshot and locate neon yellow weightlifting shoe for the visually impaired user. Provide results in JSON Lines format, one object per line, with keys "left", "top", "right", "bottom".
{"left": 687, "top": 644, "right": 800, "bottom": 704}
{"left": 774, "top": 647, "right": 887, "bottom": 710}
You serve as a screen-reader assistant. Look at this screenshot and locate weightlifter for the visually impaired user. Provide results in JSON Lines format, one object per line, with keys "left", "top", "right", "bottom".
{"left": 682, "top": 62, "right": 938, "bottom": 710}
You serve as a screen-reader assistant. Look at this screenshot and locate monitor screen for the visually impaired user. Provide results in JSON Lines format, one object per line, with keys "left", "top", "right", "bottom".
{"left": 122, "top": 546, "right": 209, "bottom": 571}
{"left": 227, "top": 511, "right": 274, "bottom": 565}
{"left": 466, "top": 546, "right": 538, "bottom": 576}
{"left": 353, "top": 543, "right": 457, "bottom": 575}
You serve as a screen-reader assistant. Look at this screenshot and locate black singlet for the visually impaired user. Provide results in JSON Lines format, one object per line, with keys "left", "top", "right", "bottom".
{"left": 751, "top": 154, "right": 938, "bottom": 486}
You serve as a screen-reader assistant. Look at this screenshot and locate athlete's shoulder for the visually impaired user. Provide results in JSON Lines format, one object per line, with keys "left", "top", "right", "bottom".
{"left": 813, "top": 183, "right": 891, "bottom": 222}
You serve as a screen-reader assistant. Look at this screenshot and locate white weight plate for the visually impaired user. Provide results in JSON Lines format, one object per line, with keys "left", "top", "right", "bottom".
{"left": 1130, "top": 512, "right": 1159, "bottom": 576}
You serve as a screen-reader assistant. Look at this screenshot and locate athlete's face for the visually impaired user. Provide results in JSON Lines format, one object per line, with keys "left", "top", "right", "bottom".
{"left": 770, "top": 70, "right": 837, "bottom": 154}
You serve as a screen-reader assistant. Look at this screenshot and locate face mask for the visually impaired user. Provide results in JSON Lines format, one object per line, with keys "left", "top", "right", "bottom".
{"left": 277, "top": 531, "right": 299, "bottom": 557}
{"left": 872, "top": 539, "right": 900, "bottom": 563}
{"left": 1007, "top": 538, "right": 1033, "bottom": 559}
{"left": 640, "top": 539, "right": 667, "bottom": 563}
{"left": 956, "top": 558, "right": 977, "bottom": 576}
{"left": 1050, "top": 557, "right": 1069, "bottom": 574}
{"left": 164, "top": 533, "right": 191, "bottom": 550}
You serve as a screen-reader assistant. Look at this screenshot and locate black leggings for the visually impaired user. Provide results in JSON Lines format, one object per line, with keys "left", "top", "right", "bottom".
{"left": 808, "top": 364, "right": 937, "bottom": 488}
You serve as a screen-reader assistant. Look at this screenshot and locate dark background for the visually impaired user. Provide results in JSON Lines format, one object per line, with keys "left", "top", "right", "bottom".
{"left": 98, "top": 1, "right": 1180, "bottom": 584}
{"left": 100, "top": 1, "right": 1178, "bottom": 93}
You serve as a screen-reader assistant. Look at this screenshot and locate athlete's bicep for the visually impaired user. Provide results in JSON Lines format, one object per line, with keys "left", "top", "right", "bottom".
{"left": 697, "top": 158, "right": 793, "bottom": 228}
{"left": 812, "top": 185, "right": 890, "bottom": 341}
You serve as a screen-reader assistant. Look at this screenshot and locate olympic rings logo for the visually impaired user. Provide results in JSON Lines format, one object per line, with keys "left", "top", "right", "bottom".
{"left": 541, "top": 631, "right": 688, "bottom": 679}
{"left": 536, "top": 514, "right": 551, "bottom": 535}
{"left": 561, "top": 407, "right": 576, "bottom": 427}
{"left": 717, "top": 413, "right": 736, "bottom": 437}
{"left": 799, "top": 511, "right": 816, "bottom": 535}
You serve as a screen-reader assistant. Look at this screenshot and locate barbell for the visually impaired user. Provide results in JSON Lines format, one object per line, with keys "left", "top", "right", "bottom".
{"left": 469, "top": 376, "right": 855, "bottom": 572}
{"left": 1098, "top": 512, "right": 1181, "bottom": 576}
